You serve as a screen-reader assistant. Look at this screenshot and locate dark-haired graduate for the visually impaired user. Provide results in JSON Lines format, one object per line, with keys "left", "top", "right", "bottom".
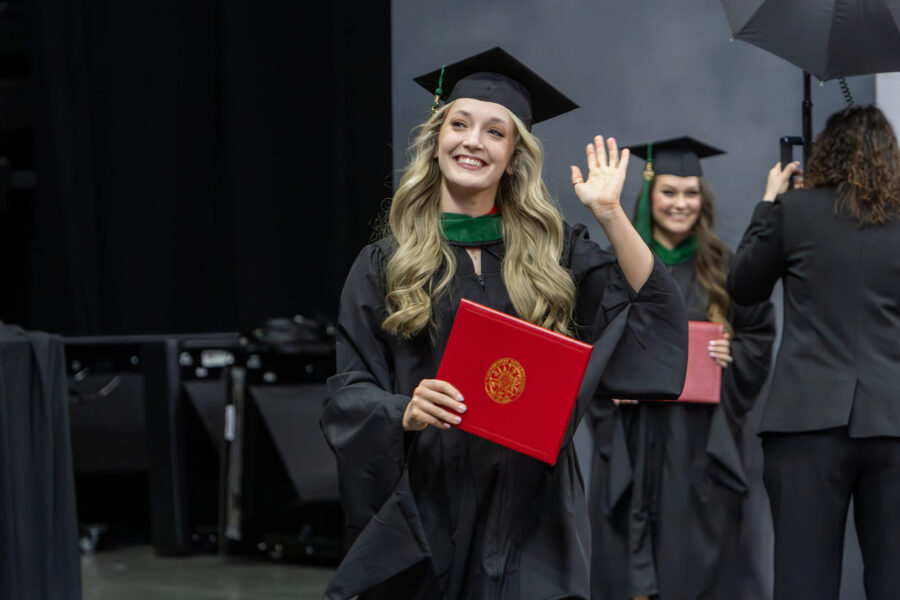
{"left": 588, "top": 138, "right": 775, "bottom": 600}
{"left": 319, "top": 48, "right": 688, "bottom": 599}
{"left": 729, "top": 105, "right": 900, "bottom": 600}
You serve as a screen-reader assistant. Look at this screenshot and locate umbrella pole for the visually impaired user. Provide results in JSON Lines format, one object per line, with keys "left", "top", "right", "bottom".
{"left": 803, "top": 71, "right": 812, "bottom": 164}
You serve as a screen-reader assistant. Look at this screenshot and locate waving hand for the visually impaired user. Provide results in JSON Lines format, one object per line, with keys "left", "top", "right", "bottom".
{"left": 571, "top": 135, "right": 630, "bottom": 224}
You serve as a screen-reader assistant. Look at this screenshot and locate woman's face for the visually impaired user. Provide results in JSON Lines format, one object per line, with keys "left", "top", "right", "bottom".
{"left": 435, "top": 98, "right": 517, "bottom": 198}
{"left": 651, "top": 174, "right": 702, "bottom": 243}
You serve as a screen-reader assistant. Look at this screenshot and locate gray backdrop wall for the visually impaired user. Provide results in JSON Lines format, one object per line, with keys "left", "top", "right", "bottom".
{"left": 391, "top": 0, "right": 872, "bottom": 249}
{"left": 390, "top": 1, "right": 873, "bottom": 599}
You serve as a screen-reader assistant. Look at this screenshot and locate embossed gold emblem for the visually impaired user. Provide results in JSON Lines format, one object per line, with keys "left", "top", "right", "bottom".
{"left": 484, "top": 357, "right": 526, "bottom": 404}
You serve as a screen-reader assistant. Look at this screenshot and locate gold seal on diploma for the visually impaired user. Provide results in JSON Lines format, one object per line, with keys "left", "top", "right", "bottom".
{"left": 484, "top": 357, "right": 526, "bottom": 404}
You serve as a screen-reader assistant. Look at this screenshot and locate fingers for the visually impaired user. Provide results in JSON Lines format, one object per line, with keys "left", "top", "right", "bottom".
{"left": 772, "top": 160, "right": 801, "bottom": 177}
{"left": 402, "top": 403, "right": 449, "bottom": 431}
{"left": 606, "top": 137, "right": 619, "bottom": 168}
{"left": 708, "top": 338, "right": 731, "bottom": 352}
{"left": 594, "top": 135, "right": 608, "bottom": 168}
{"left": 419, "top": 378, "right": 463, "bottom": 401}
{"left": 709, "top": 351, "right": 733, "bottom": 364}
{"left": 586, "top": 142, "right": 597, "bottom": 170}
{"left": 585, "top": 135, "right": 625, "bottom": 170}
{"left": 765, "top": 161, "right": 797, "bottom": 201}
{"left": 414, "top": 395, "right": 463, "bottom": 426}
{"left": 403, "top": 379, "right": 466, "bottom": 431}
{"left": 404, "top": 398, "right": 461, "bottom": 431}
{"left": 416, "top": 380, "right": 466, "bottom": 414}
{"left": 618, "top": 147, "right": 630, "bottom": 171}
{"left": 571, "top": 165, "right": 584, "bottom": 186}
{"left": 708, "top": 336, "right": 732, "bottom": 368}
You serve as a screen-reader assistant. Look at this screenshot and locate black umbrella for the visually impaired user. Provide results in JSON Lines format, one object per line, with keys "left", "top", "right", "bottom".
{"left": 721, "top": 0, "right": 900, "bottom": 160}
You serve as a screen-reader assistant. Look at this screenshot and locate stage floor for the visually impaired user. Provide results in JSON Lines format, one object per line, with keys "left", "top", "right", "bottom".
{"left": 82, "top": 545, "right": 334, "bottom": 599}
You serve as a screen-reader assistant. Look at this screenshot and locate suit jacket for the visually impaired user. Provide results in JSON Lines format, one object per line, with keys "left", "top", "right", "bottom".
{"left": 728, "top": 188, "right": 900, "bottom": 437}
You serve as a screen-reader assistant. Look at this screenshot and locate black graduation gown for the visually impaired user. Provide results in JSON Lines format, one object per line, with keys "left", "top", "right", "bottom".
{"left": 320, "top": 223, "right": 688, "bottom": 600}
{"left": 588, "top": 254, "right": 775, "bottom": 600}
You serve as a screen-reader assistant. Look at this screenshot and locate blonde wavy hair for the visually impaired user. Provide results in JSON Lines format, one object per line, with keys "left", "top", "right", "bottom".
{"left": 381, "top": 101, "right": 576, "bottom": 338}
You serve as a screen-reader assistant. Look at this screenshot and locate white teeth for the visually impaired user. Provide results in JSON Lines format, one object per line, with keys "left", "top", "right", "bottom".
{"left": 457, "top": 156, "right": 484, "bottom": 167}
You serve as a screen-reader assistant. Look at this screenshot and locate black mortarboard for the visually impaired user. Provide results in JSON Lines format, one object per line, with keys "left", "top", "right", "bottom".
{"left": 413, "top": 47, "right": 578, "bottom": 130}
{"left": 626, "top": 136, "right": 725, "bottom": 177}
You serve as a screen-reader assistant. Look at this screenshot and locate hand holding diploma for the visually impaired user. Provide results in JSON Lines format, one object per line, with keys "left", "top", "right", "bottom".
{"left": 402, "top": 379, "right": 467, "bottom": 431}
{"left": 708, "top": 333, "right": 733, "bottom": 368}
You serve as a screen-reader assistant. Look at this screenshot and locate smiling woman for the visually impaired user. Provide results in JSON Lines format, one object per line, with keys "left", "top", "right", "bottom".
{"left": 435, "top": 99, "right": 517, "bottom": 210}
{"left": 588, "top": 136, "right": 776, "bottom": 600}
{"left": 319, "top": 48, "right": 690, "bottom": 600}
{"left": 650, "top": 174, "right": 703, "bottom": 248}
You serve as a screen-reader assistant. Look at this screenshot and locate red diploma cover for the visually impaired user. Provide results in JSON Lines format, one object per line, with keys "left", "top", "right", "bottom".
{"left": 672, "top": 320, "right": 724, "bottom": 404}
{"left": 435, "top": 298, "right": 593, "bottom": 465}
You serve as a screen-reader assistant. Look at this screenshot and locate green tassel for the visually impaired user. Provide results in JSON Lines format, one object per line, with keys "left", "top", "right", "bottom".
{"left": 634, "top": 142, "right": 654, "bottom": 245}
{"left": 431, "top": 65, "right": 446, "bottom": 114}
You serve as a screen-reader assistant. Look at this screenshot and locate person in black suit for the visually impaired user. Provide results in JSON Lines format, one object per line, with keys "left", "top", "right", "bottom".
{"left": 728, "top": 104, "right": 900, "bottom": 600}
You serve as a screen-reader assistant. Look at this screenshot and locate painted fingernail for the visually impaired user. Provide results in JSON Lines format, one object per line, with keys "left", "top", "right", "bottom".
{"left": 458, "top": 404, "right": 467, "bottom": 413}
{"left": 454, "top": 416, "right": 462, "bottom": 424}
{"left": 458, "top": 395, "right": 465, "bottom": 402}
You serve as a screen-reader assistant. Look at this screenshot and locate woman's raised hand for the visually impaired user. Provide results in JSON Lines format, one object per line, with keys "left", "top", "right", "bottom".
{"left": 763, "top": 161, "right": 801, "bottom": 202}
{"left": 402, "top": 379, "right": 467, "bottom": 431}
{"left": 571, "top": 136, "right": 630, "bottom": 223}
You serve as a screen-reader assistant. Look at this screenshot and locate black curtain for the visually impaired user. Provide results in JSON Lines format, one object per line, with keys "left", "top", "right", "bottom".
{"left": 26, "top": 0, "right": 391, "bottom": 335}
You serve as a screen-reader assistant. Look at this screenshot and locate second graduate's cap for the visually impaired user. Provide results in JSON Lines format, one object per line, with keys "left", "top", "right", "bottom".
{"left": 413, "top": 47, "right": 578, "bottom": 130}
{"left": 626, "top": 136, "right": 725, "bottom": 178}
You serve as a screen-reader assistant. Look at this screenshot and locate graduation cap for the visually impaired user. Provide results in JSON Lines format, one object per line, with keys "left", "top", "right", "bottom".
{"left": 413, "top": 47, "right": 578, "bottom": 130}
{"left": 628, "top": 137, "right": 725, "bottom": 251}
{"left": 626, "top": 136, "right": 725, "bottom": 178}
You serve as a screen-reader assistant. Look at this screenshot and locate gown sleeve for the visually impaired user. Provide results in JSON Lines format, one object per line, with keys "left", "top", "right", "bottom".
{"left": 564, "top": 224, "right": 689, "bottom": 446}
{"left": 571, "top": 224, "right": 688, "bottom": 398}
{"left": 320, "top": 243, "right": 410, "bottom": 536}
{"left": 704, "top": 295, "right": 776, "bottom": 494}
{"left": 723, "top": 299, "right": 776, "bottom": 418}
{"left": 728, "top": 199, "right": 786, "bottom": 305}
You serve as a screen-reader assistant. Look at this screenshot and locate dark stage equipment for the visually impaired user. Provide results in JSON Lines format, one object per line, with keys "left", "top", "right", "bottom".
{"left": 218, "top": 343, "right": 342, "bottom": 562}
{"left": 65, "top": 333, "right": 240, "bottom": 554}
{"left": 65, "top": 325, "right": 342, "bottom": 563}
{"left": 68, "top": 341, "right": 150, "bottom": 552}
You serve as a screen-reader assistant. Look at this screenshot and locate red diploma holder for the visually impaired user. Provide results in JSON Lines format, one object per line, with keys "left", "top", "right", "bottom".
{"left": 435, "top": 298, "right": 593, "bottom": 465}
{"left": 652, "top": 320, "right": 723, "bottom": 404}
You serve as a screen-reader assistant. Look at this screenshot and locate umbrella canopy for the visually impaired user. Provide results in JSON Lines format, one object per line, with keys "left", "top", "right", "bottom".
{"left": 722, "top": 0, "right": 900, "bottom": 81}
